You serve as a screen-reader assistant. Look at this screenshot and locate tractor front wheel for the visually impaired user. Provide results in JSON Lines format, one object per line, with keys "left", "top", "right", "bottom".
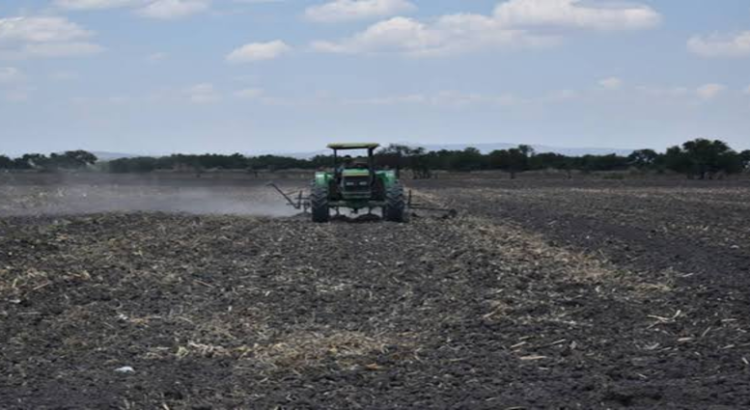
{"left": 311, "top": 184, "right": 330, "bottom": 223}
{"left": 383, "top": 182, "right": 406, "bottom": 222}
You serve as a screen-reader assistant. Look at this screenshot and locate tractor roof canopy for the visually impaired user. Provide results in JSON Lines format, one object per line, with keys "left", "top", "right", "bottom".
{"left": 327, "top": 143, "right": 380, "bottom": 151}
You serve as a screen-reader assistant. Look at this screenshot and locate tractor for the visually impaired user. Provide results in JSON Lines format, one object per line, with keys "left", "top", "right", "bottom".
{"left": 267, "top": 143, "right": 456, "bottom": 222}
{"left": 310, "top": 143, "right": 404, "bottom": 223}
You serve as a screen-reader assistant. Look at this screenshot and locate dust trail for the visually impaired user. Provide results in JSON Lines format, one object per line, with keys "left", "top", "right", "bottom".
{"left": 0, "top": 173, "right": 307, "bottom": 217}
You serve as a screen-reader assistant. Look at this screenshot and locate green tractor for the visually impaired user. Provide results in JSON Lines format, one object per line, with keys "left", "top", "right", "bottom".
{"left": 267, "top": 143, "right": 456, "bottom": 222}
{"left": 310, "top": 143, "right": 405, "bottom": 223}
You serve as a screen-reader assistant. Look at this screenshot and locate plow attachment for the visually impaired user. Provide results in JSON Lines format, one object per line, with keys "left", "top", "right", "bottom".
{"left": 407, "top": 190, "right": 458, "bottom": 220}
{"left": 267, "top": 184, "right": 457, "bottom": 220}
{"left": 267, "top": 183, "right": 310, "bottom": 213}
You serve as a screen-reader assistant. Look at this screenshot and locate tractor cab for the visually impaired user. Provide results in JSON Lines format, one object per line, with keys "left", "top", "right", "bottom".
{"left": 329, "top": 143, "right": 380, "bottom": 201}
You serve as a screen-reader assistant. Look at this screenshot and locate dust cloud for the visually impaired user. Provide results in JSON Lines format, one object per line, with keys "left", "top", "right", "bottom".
{"left": 0, "top": 173, "right": 305, "bottom": 217}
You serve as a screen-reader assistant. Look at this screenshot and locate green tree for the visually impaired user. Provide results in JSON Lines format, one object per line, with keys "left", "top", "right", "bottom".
{"left": 517, "top": 144, "right": 535, "bottom": 159}
{"left": 108, "top": 157, "right": 158, "bottom": 173}
{"left": 45, "top": 151, "right": 98, "bottom": 170}
{"left": 65, "top": 150, "right": 98, "bottom": 168}
{"left": 451, "top": 147, "right": 484, "bottom": 171}
{"left": 0, "top": 155, "right": 14, "bottom": 169}
{"left": 375, "top": 145, "right": 432, "bottom": 178}
{"left": 628, "top": 149, "right": 659, "bottom": 169}
{"left": 488, "top": 147, "right": 529, "bottom": 179}
{"left": 663, "top": 146, "right": 689, "bottom": 175}
{"left": 528, "top": 152, "right": 573, "bottom": 177}
{"left": 18, "top": 153, "right": 49, "bottom": 169}
{"left": 376, "top": 144, "right": 412, "bottom": 173}
{"left": 507, "top": 148, "right": 528, "bottom": 179}
{"left": 678, "top": 139, "right": 740, "bottom": 179}
{"left": 740, "top": 150, "right": 750, "bottom": 170}
{"left": 487, "top": 149, "right": 509, "bottom": 169}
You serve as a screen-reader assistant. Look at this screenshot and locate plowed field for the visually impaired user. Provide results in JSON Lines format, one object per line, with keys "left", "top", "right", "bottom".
{"left": 2, "top": 175, "right": 749, "bottom": 409}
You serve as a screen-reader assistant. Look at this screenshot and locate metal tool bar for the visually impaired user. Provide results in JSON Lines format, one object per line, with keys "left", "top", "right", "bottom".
{"left": 267, "top": 183, "right": 305, "bottom": 210}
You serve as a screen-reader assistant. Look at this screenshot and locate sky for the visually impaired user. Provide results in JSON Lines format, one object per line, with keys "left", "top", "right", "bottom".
{"left": 1, "top": 0, "right": 749, "bottom": 156}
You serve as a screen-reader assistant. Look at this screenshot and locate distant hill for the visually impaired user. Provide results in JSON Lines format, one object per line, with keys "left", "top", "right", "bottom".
{"left": 276, "top": 142, "right": 634, "bottom": 159}
{"left": 91, "top": 151, "right": 140, "bottom": 161}
{"left": 416, "top": 143, "right": 634, "bottom": 156}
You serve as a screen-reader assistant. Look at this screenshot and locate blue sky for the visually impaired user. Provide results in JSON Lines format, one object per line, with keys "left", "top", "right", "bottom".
{"left": 1, "top": 0, "right": 749, "bottom": 156}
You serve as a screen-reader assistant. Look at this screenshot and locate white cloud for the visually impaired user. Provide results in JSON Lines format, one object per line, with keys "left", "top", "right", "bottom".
{"left": 687, "top": 32, "right": 750, "bottom": 58}
{"left": 345, "top": 90, "right": 518, "bottom": 107}
{"left": 226, "top": 40, "right": 290, "bottom": 63}
{"left": 346, "top": 93, "right": 426, "bottom": 105}
{"left": 233, "top": 0, "right": 286, "bottom": 3}
{"left": 695, "top": 83, "right": 726, "bottom": 100}
{"left": 312, "top": 15, "right": 556, "bottom": 56}
{"left": 0, "top": 17, "right": 103, "bottom": 59}
{"left": 494, "top": 0, "right": 661, "bottom": 31}
{"left": 312, "top": 17, "right": 439, "bottom": 54}
{"left": 54, "top": 0, "right": 147, "bottom": 10}
{"left": 137, "top": 0, "right": 211, "bottom": 20}
{"left": 0, "top": 16, "right": 92, "bottom": 43}
{"left": 637, "top": 84, "right": 732, "bottom": 101}
{"left": 186, "top": 83, "right": 220, "bottom": 104}
{"left": 0, "top": 67, "right": 23, "bottom": 84}
{"left": 312, "top": 0, "right": 659, "bottom": 56}
{"left": 636, "top": 85, "right": 690, "bottom": 98}
{"left": 745, "top": 85, "right": 750, "bottom": 95}
{"left": 599, "top": 77, "right": 622, "bottom": 90}
{"left": 55, "top": 0, "right": 212, "bottom": 20}
{"left": 21, "top": 42, "right": 104, "bottom": 57}
{"left": 305, "top": 0, "right": 415, "bottom": 23}
{"left": 234, "top": 88, "right": 264, "bottom": 99}
{"left": 541, "top": 89, "right": 578, "bottom": 103}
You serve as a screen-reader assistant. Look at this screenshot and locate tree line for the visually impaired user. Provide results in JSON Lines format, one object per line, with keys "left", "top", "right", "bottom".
{"left": 2, "top": 139, "right": 749, "bottom": 179}
{"left": 0, "top": 151, "right": 98, "bottom": 171}
{"left": 380, "top": 139, "right": 750, "bottom": 180}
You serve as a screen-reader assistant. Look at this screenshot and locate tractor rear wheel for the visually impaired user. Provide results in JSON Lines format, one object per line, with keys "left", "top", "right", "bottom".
{"left": 311, "top": 184, "right": 330, "bottom": 223}
{"left": 383, "top": 182, "right": 405, "bottom": 222}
